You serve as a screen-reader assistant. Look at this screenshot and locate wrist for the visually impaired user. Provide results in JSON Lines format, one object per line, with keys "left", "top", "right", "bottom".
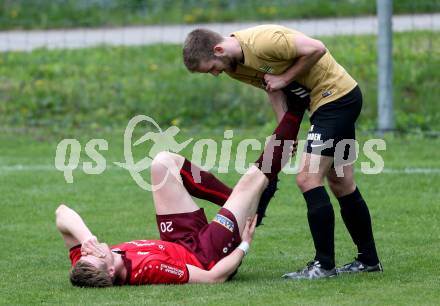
{"left": 282, "top": 72, "right": 294, "bottom": 85}
{"left": 237, "top": 241, "right": 250, "bottom": 255}
{"left": 80, "top": 234, "right": 96, "bottom": 244}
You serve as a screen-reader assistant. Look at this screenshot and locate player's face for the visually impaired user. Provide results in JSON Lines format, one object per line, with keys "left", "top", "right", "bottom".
{"left": 80, "top": 243, "right": 114, "bottom": 269}
{"left": 197, "top": 57, "right": 237, "bottom": 76}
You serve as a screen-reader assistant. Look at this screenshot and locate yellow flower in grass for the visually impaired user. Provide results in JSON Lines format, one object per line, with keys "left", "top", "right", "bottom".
{"left": 171, "top": 118, "right": 181, "bottom": 126}
{"left": 258, "top": 6, "right": 277, "bottom": 16}
{"left": 183, "top": 14, "right": 196, "bottom": 23}
{"left": 267, "top": 7, "right": 277, "bottom": 16}
{"left": 35, "top": 79, "right": 45, "bottom": 87}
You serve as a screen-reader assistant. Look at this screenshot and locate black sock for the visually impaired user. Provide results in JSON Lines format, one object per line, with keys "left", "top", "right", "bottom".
{"left": 338, "top": 187, "right": 379, "bottom": 266}
{"left": 303, "top": 186, "right": 335, "bottom": 269}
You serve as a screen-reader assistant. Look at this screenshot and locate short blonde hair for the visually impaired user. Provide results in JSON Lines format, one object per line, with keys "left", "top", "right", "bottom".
{"left": 70, "top": 260, "right": 113, "bottom": 288}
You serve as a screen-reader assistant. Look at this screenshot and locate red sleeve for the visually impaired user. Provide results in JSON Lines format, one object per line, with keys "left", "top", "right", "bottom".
{"left": 134, "top": 257, "right": 189, "bottom": 285}
{"left": 69, "top": 245, "right": 82, "bottom": 266}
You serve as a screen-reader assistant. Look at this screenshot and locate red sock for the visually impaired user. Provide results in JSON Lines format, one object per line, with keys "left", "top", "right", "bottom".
{"left": 180, "top": 159, "right": 232, "bottom": 206}
{"left": 255, "top": 111, "right": 303, "bottom": 181}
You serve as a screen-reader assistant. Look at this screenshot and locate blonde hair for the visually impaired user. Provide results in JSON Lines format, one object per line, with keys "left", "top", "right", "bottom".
{"left": 70, "top": 260, "right": 113, "bottom": 288}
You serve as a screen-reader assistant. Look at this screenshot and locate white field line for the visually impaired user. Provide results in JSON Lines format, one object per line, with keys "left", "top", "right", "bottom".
{"left": 0, "top": 164, "right": 440, "bottom": 174}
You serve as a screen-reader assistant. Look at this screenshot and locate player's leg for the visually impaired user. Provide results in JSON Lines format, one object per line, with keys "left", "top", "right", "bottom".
{"left": 254, "top": 108, "right": 303, "bottom": 226}
{"left": 193, "top": 166, "right": 269, "bottom": 269}
{"left": 161, "top": 92, "right": 304, "bottom": 215}
{"left": 238, "top": 108, "right": 304, "bottom": 231}
{"left": 327, "top": 85, "right": 382, "bottom": 273}
{"left": 284, "top": 95, "right": 348, "bottom": 279}
{"left": 179, "top": 158, "right": 232, "bottom": 206}
{"left": 194, "top": 111, "right": 301, "bottom": 268}
{"left": 150, "top": 151, "right": 199, "bottom": 215}
{"left": 326, "top": 164, "right": 356, "bottom": 197}
{"left": 295, "top": 152, "right": 336, "bottom": 271}
{"left": 151, "top": 151, "right": 218, "bottom": 256}
{"left": 222, "top": 166, "right": 268, "bottom": 235}
{"left": 327, "top": 166, "right": 382, "bottom": 272}
{"left": 151, "top": 107, "right": 298, "bottom": 225}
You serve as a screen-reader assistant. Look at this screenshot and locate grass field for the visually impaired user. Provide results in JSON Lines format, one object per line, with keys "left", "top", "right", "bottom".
{"left": 1, "top": 31, "right": 439, "bottom": 131}
{"left": 1, "top": 123, "right": 439, "bottom": 305}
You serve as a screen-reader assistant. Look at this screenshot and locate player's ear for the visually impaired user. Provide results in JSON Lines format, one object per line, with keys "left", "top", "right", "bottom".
{"left": 108, "top": 266, "right": 116, "bottom": 279}
{"left": 213, "top": 44, "right": 224, "bottom": 56}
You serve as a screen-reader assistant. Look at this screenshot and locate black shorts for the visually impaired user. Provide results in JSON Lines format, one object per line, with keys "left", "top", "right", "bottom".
{"left": 305, "top": 86, "right": 362, "bottom": 165}
{"left": 282, "top": 81, "right": 311, "bottom": 116}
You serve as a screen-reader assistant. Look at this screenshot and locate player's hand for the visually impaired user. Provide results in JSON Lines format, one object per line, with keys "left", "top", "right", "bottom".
{"left": 241, "top": 214, "right": 258, "bottom": 245}
{"left": 81, "top": 236, "right": 107, "bottom": 258}
{"left": 264, "top": 74, "right": 288, "bottom": 92}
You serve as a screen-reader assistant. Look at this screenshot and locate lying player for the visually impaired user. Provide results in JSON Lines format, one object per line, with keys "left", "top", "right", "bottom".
{"left": 56, "top": 102, "right": 303, "bottom": 287}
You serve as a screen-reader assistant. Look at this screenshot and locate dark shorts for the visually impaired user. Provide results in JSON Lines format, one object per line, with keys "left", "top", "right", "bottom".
{"left": 156, "top": 208, "right": 241, "bottom": 269}
{"left": 305, "top": 86, "right": 362, "bottom": 166}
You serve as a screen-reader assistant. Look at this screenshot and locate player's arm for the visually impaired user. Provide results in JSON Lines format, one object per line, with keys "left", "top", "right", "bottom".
{"left": 55, "top": 204, "right": 95, "bottom": 249}
{"left": 187, "top": 215, "right": 257, "bottom": 284}
{"left": 282, "top": 34, "right": 326, "bottom": 82}
{"left": 56, "top": 204, "right": 107, "bottom": 257}
{"left": 267, "top": 90, "right": 288, "bottom": 123}
{"left": 265, "top": 34, "right": 326, "bottom": 91}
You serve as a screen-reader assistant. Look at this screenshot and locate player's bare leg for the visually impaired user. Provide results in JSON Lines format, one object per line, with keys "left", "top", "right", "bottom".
{"left": 150, "top": 151, "right": 199, "bottom": 215}
{"left": 296, "top": 153, "right": 334, "bottom": 193}
{"left": 221, "top": 166, "right": 268, "bottom": 235}
{"left": 151, "top": 150, "right": 269, "bottom": 235}
{"left": 326, "top": 165, "right": 356, "bottom": 197}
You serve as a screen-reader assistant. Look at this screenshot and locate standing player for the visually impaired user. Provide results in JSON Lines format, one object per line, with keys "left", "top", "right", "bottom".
{"left": 183, "top": 25, "right": 382, "bottom": 279}
{"left": 56, "top": 102, "right": 301, "bottom": 287}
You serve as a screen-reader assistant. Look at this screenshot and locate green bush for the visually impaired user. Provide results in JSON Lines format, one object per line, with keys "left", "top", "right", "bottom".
{"left": 0, "top": 31, "right": 438, "bottom": 131}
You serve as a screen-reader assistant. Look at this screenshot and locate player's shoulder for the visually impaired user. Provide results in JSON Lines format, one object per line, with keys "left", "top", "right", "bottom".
{"left": 236, "top": 25, "right": 297, "bottom": 57}
{"left": 236, "top": 24, "right": 291, "bottom": 35}
{"left": 112, "top": 240, "right": 158, "bottom": 251}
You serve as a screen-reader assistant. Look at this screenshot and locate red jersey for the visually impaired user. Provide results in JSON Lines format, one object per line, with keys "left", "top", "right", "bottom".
{"left": 69, "top": 240, "right": 204, "bottom": 285}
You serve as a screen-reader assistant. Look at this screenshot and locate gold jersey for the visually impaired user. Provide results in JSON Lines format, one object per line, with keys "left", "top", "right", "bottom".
{"left": 226, "top": 25, "right": 357, "bottom": 114}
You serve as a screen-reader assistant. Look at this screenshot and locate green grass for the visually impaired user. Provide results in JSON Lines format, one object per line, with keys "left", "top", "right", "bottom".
{"left": 1, "top": 31, "right": 439, "bottom": 132}
{"left": 1, "top": 124, "right": 439, "bottom": 305}
{"left": 1, "top": 0, "right": 439, "bottom": 30}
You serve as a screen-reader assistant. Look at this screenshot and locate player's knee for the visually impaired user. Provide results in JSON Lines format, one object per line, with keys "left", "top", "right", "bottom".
{"left": 152, "top": 151, "right": 174, "bottom": 164}
{"left": 151, "top": 152, "right": 174, "bottom": 176}
{"left": 296, "top": 171, "right": 321, "bottom": 192}
{"left": 55, "top": 203, "right": 67, "bottom": 214}
{"left": 152, "top": 151, "right": 183, "bottom": 167}
{"left": 295, "top": 172, "right": 309, "bottom": 191}
{"left": 236, "top": 166, "right": 267, "bottom": 193}
{"left": 152, "top": 151, "right": 175, "bottom": 168}
{"left": 55, "top": 204, "right": 71, "bottom": 220}
{"left": 327, "top": 176, "right": 356, "bottom": 197}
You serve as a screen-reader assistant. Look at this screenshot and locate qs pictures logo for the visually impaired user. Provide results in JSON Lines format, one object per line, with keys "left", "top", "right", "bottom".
{"left": 54, "top": 115, "right": 193, "bottom": 191}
